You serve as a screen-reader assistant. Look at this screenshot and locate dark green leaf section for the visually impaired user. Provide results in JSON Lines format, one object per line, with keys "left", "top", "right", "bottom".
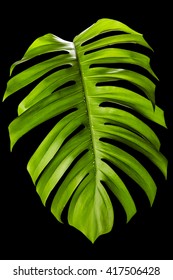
{"left": 3, "top": 18, "right": 167, "bottom": 243}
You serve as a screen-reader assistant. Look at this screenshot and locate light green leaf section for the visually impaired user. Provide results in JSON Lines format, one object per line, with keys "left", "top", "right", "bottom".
{"left": 9, "top": 34, "right": 74, "bottom": 74}
{"left": 98, "top": 141, "right": 157, "bottom": 205}
{"left": 82, "top": 48, "right": 157, "bottom": 78}
{"left": 67, "top": 173, "right": 114, "bottom": 243}
{"left": 81, "top": 33, "right": 153, "bottom": 54}
{"left": 27, "top": 109, "right": 86, "bottom": 184}
{"left": 92, "top": 86, "right": 166, "bottom": 127}
{"left": 74, "top": 18, "right": 141, "bottom": 46}
{"left": 3, "top": 18, "right": 167, "bottom": 243}
{"left": 8, "top": 84, "right": 83, "bottom": 149}
{"left": 97, "top": 124, "right": 167, "bottom": 178}
{"left": 3, "top": 52, "right": 76, "bottom": 102}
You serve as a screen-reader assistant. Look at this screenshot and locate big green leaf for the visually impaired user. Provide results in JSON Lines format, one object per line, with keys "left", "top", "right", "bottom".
{"left": 3, "top": 18, "right": 167, "bottom": 243}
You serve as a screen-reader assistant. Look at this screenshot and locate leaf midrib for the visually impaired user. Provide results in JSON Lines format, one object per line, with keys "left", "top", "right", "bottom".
{"left": 73, "top": 42, "right": 99, "bottom": 184}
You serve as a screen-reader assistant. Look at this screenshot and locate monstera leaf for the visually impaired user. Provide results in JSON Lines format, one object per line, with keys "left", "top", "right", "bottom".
{"left": 3, "top": 18, "right": 167, "bottom": 243}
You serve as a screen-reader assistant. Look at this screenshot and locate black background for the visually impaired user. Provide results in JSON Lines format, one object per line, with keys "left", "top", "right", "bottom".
{"left": 0, "top": 3, "right": 172, "bottom": 260}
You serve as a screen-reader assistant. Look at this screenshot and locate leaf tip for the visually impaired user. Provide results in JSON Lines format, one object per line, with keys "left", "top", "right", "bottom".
{"left": 2, "top": 86, "right": 9, "bottom": 102}
{"left": 2, "top": 94, "right": 6, "bottom": 102}
{"left": 9, "top": 139, "right": 15, "bottom": 152}
{"left": 149, "top": 192, "right": 157, "bottom": 207}
{"left": 9, "top": 140, "right": 14, "bottom": 152}
{"left": 126, "top": 208, "right": 137, "bottom": 223}
{"left": 10, "top": 65, "right": 15, "bottom": 76}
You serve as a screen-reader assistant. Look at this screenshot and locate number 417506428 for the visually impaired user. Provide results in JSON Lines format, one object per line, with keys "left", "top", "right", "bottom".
{"left": 105, "top": 266, "right": 160, "bottom": 276}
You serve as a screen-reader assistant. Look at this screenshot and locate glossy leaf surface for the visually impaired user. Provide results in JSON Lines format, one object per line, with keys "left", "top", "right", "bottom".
{"left": 3, "top": 18, "right": 167, "bottom": 243}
